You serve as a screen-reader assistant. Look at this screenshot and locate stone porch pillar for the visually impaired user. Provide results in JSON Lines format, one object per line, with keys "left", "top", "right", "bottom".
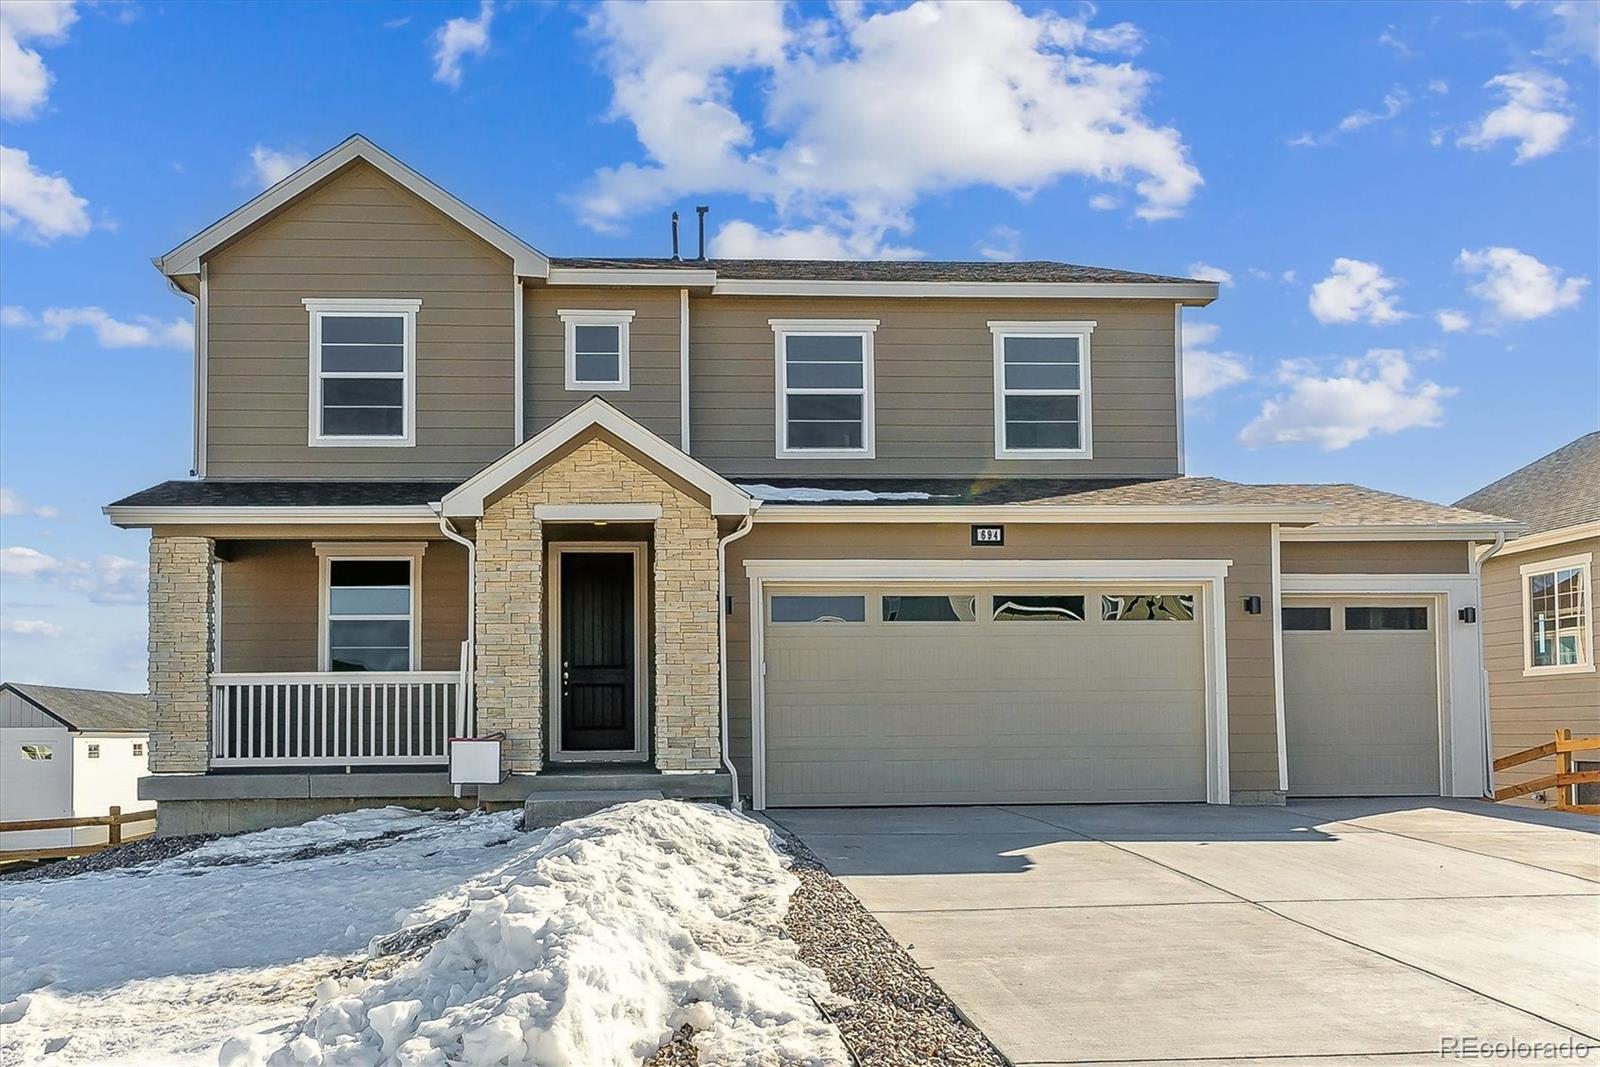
{"left": 147, "top": 535, "right": 215, "bottom": 773}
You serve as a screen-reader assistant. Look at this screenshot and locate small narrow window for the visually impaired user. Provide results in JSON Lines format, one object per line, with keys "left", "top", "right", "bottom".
{"left": 771, "top": 595, "right": 866, "bottom": 624}
{"left": 992, "top": 594, "right": 1086, "bottom": 622}
{"left": 773, "top": 320, "right": 876, "bottom": 457}
{"left": 1525, "top": 560, "right": 1591, "bottom": 670}
{"left": 992, "top": 323, "right": 1093, "bottom": 458}
{"left": 86, "top": 743, "right": 100, "bottom": 759}
{"left": 560, "top": 310, "right": 634, "bottom": 390}
{"left": 1103, "top": 594, "right": 1195, "bottom": 621}
{"left": 1282, "top": 606, "right": 1332, "bottom": 631}
{"left": 1345, "top": 606, "right": 1428, "bottom": 631}
{"left": 21, "top": 745, "right": 52, "bottom": 760}
{"left": 305, "top": 299, "right": 419, "bottom": 446}
{"left": 327, "top": 559, "right": 414, "bottom": 671}
{"left": 884, "top": 595, "right": 977, "bottom": 622}
{"left": 132, "top": 742, "right": 145, "bottom": 757}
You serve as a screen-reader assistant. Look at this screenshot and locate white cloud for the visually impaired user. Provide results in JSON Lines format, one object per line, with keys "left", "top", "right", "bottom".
{"left": 1377, "top": 26, "right": 1414, "bottom": 58}
{"left": 978, "top": 225, "right": 1021, "bottom": 262}
{"left": 1, "top": 618, "right": 65, "bottom": 638}
{"left": 0, "top": 0, "right": 77, "bottom": 121}
{"left": 432, "top": 0, "right": 493, "bottom": 88}
{"left": 1427, "top": 78, "right": 1449, "bottom": 95}
{"left": 0, "top": 546, "right": 146, "bottom": 604}
{"left": 580, "top": 0, "right": 1201, "bottom": 256}
{"left": 709, "top": 219, "right": 920, "bottom": 260}
{"left": 0, "top": 144, "right": 91, "bottom": 243}
{"left": 1181, "top": 321, "right": 1250, "bottom": 400}
{"left": 1457, "top": 70, "right": 1574, "bottom": 162}
{"left": 1088, "top": 193, "right": 1120, "bottom": 211}
{"left": 1309, "top": 258, "right": 1410, "bottom": 325}
{"left": 1435, "top": 309, "right": 1472, "bottom": 333}
{"left": 1239, "top": 349, "right": 1455, "bottom": 451}
{"left": 1187, "top": 261, "right": 1233, "bottom": 286}
{"left": 0, "top": 487, "right": 59, "bottom": 518}
{"left": 248, "top": 145, "right": 309, "bottom": 189}
{"left": 1525, "top": 0, "right": 1600, "bottom": 66}
{"left": 1289, "top": 88, "right": 1409, "bottom": 147}
{"left": 2, "top": 304, "right": 192, "bottom": 349}
{"left": 1455, "top": 246, "right": 1589, "bottom": 321}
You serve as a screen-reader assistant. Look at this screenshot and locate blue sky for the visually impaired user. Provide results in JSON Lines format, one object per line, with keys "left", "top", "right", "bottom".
{"left": 1, "top": 0, "right": 1596, "bottom": 689}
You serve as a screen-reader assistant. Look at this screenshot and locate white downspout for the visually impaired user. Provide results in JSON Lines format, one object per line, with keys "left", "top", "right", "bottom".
{"left": 717, "top": 508, "right": 758, "bottom": 811}
{"left": 434, "top": 508, "right": 477, "bottom": 792}
{"left": 1472, "top": 532, "right": 1507, "bottom": 797}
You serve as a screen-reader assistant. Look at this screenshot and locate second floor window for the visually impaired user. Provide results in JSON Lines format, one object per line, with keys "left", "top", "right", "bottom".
{"left": 304, "top": 298, "right": 420, "bottom": 447}
{"left": 991, "top": 321, "right": 1094, "bottom": 459}
{"left": 560, "top": 310, "right": 634, "bottom": 391}
{"left": 772, "top": 319, "right": 877, "bottom": 458}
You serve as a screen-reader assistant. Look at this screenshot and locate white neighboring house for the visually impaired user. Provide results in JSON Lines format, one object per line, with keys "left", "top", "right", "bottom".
{"left": 0, "top": 683, "right": 153, "bottom": 851}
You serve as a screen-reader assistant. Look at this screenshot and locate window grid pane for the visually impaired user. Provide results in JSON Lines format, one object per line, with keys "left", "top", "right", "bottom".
{"left": 329, "top": 560, "right": 411, "bottom": 672}
{"left": 1529, "top": 566, "right": 1591, "bottom": 668}
{"left": 318, "top": 312, "right": 407, "bottom": 439}
{"left": 783, "top": 333, "right": 866, "bottom": 452}
{"left": 999, "top": 333, "right": 1085, "bottom": 452}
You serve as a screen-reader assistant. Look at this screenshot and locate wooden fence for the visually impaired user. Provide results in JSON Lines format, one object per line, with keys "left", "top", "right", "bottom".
{"left": 1493, "top": 729, "right": 1600, "bottom": 814}
{"left": 0, "top": 805, "right": 158, "bottom": 864}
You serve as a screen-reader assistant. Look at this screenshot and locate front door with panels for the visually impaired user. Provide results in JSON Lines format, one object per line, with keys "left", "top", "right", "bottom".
{"left": 1282, "top": 599, "right": 1441, "bottom": 796}
{"left": 551, "top": 544, "right": 647, "bottom": 761}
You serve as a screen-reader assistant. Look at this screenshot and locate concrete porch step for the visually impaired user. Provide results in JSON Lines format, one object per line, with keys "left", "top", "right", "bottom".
{"left": 523, "top": 789, "right": 664, "bottom": 829}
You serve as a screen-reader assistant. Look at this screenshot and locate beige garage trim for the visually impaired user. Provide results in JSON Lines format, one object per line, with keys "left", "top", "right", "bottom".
{"left": 1282, "top": 597, "right": 1443, "bottom": 797}
{"left": 745, "top": 558, "right": 1233, "bottom": 808}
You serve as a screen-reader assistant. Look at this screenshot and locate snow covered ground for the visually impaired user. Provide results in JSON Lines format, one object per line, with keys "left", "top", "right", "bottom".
{"left": 0, "top": 801, "right": 847, "bottom": 1067}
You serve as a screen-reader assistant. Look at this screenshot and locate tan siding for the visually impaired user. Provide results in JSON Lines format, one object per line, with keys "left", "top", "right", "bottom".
{"left": 523, "top": 287, "right": 682, "bottom": 446}
{"left": 689, "top": 296, "right": 1180, "bottom": 478}
{"left": 1281, "top": 540, "right": 1472, "bottom": 575}
{"left": 204, "top": 161, "right": 515, "bottom": 478}
{"left": 218, "top": 539, "right": 468, "bottom": 672}
{"left": 1481, "top": 536, "right": 1600, "bottom": 802}
{"left": 724, "top": 522, "right": 1277, "bottom": 795}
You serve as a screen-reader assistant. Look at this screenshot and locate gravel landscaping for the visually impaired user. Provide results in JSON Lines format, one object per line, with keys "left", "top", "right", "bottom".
{"left": 0, "top": 831, "right": 220, "bottom": 881}
{"left": 773, "top": 829, "right": 1009, "bottom": 1067}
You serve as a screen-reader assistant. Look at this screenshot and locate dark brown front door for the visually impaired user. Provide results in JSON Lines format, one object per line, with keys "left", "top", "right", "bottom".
{"left": 559, "top": 551, "right": 635, "bottom": 753}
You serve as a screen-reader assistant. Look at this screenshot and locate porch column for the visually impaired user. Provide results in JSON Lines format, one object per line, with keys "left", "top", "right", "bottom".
{"left": 474, "top": 495, "right": 544, "bottom": 773}
{"left": 653, "top": 501, "right": 722, "bottom": 771}
{"left": 147, "top": 535, "right": 215, "bottom": 773}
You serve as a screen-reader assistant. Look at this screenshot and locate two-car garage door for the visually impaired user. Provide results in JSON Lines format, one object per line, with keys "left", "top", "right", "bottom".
{"left": 760, "top": 586, "right": 1208, "bottom": 807}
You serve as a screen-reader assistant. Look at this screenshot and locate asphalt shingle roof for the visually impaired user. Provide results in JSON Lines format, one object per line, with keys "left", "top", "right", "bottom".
{"left": 1454, "top": 431, "right": 1600, "bottom": 536}
{"left": 4, "top": 683, "right": 150, "bottom": 732}
{"left": 548, "top": 257, "right": 1203, "bottom": 285}
{"left": 110, "top": 480, "right": 458, "bottom": 508}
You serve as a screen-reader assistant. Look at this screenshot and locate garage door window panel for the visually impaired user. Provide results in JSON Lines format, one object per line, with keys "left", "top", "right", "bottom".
{"left": 1522, "top": 556, "right": 1592, "bottom": 672}
{"left": 1283, "top": 606, "right": 1332, "bottom": 631}
{"left": 1345, "top": 606, "right": 1428, "bottom": 631}
{"left": 771, "top": 595, "right": 866, "bottom": 624}
{"left": 884, "top": 595, "right": 977, "bottom": 622}
{"left": 992, "top": 594, "right": 1086, "bottom": 622}
{"left": 1103, "top": 594, "right": 1195, "bottom": 621}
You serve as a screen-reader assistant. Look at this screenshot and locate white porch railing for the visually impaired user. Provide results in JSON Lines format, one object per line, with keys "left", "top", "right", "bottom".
{"left": 210, "top": 672, "right": 461, "bottom": 768}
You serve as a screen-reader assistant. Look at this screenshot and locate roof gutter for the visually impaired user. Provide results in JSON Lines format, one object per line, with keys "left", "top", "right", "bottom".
{"left": 752, "top": 503, "right": 1329, "bottom": 525}
{"left": 104, "top": 505, "right": 439, "bottom": 528}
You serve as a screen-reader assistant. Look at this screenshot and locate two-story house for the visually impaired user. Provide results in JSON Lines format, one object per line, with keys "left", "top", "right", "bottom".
{"left": 106, "top": 136, "right": 1521, "bottom": 834}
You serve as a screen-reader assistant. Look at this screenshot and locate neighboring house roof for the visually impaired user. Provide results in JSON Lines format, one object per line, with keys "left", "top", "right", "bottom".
{"left": 155, "top": 135, "right": 548, "bottom": 278}
{"left": 1, "top": 683, "right": 151, "bottom": 733}
{"left": 547, "top": 257, "right": 1202, "bottom": 285}
{"left": 1454, "top": 431, "right": 1600, "bottom": 536}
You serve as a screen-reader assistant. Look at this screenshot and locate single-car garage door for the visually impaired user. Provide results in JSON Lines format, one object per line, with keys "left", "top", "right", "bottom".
{"left": 761, "top": 586, "right": 1208, "bottom": 806}
{"left": 1283, "top": 599, "right": 1441, "bottom": 797}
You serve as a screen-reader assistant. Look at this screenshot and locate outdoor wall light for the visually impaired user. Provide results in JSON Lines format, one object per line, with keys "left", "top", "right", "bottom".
{"left": 1243, "top": 595, "right": 1262, "bottom": 615}
{"left": 1458, "top": 606, "right": 1477, "bottom": 623}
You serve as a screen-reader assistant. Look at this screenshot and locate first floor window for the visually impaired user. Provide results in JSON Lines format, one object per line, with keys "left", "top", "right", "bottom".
{"left": 1524, "top": 556, "right": 1592, "bottom": 671}
{"left": 304, "top": 298, "right": 419, "bottom": 446}
{"left": 773, "top": 320, "right": 876, "bottom": 457}
{"left": 326, "top": 558, "right": 414, "bottom": 671}
{"left": 991, "top": 322, "right": 1093, "bottom": 457}
{"left": 559, "top": 309, "right": 634, "bottom": 390}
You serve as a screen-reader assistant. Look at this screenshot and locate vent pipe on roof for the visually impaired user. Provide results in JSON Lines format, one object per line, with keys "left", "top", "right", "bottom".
{"left": 696, "top": 205, "right": 709, "bottom": 260}
{"left": 670, "top": 211, "right": 681, "bottom": 261}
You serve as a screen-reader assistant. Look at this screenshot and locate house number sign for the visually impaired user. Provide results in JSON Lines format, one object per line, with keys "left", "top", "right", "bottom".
{"left": 971, "top": 525, "right": 1005, "bottom": 546}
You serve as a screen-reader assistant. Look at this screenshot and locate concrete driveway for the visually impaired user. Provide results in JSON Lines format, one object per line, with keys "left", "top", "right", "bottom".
{"left": 771, "top": 799, "right": 1600, "bottom": 1065}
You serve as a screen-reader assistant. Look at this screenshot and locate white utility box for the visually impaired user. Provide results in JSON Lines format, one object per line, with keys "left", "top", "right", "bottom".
{"left": 449, "top": 736, "right": 504, "bottom": 786}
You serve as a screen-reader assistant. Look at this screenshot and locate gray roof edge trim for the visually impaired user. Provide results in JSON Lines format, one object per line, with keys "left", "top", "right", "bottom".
{"left": 156, "top": 135, "right": 549, "bottom": 278}
{"left": 104, "top": 504, "right": 441, "bottom": 528}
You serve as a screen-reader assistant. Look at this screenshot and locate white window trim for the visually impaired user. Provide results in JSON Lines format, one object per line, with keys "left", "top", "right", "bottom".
{"left": 771, "top": 319, "right": 877, "bottom": 459}
{"left": 559, "top": 309, "right": 635, "bottom": 392}
{"left": 990, "top": 320, "right": 1095, "bottom": 460}
{"left": 1519, "top": 552, "right": 1594, "bottom": 677}
{"left": 304, "top": 298, "right": 420, "bottom": 448}
{"left": 313, "top": 542, "right": 427, "bottom": 673}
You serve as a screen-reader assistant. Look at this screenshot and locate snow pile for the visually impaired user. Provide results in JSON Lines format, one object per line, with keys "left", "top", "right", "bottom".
{"left": 176, "top": 806, "right": 451, "bottom": 865}
{"left": 738, "top": 483, "right": 937, "bottom": 502}
{"left": 246, "top": 800, "right": 846, "bottom": 1067}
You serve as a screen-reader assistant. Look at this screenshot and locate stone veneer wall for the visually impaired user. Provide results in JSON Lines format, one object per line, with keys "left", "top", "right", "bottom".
{"left": 147, "top": 535, "right": 215, "bottom": 773}
{"left": 474, "top": 437, "right": 723, "bottom": 773}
